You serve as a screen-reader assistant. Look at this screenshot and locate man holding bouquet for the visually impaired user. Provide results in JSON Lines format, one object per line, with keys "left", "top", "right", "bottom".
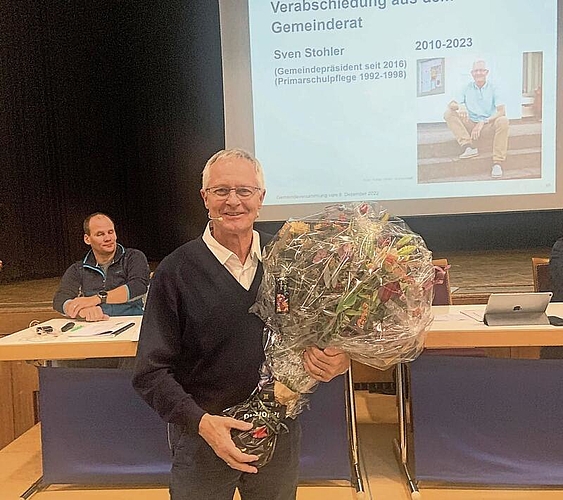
{"left": 133, "top": 148, "right": 349, "bottom": 500}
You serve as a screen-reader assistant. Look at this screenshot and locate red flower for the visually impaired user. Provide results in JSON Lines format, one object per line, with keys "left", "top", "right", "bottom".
{"left": 312, "top": 249, "right": 328, "bottom": 264}
{"left": 378, "top": 281, "right": 401, "bottom": 303}
{"left": 252, "top": 426, "right": 269, "bottom": 439}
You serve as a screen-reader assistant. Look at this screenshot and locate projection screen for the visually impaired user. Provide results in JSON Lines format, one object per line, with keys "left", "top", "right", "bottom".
{"left": 219, "top": 0, "right": 561, "bottom": 221}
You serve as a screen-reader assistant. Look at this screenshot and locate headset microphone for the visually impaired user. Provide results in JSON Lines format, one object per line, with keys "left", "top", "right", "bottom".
{"left": 208, "top": 214, "right": 224, "bottom": 222}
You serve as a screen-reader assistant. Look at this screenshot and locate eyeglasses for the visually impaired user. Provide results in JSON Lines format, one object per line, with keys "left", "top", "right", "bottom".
{"left": 205, "top": 186, "right": 262, "bottom": 199}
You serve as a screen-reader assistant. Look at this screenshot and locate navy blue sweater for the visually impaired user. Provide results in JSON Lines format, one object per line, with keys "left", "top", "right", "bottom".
{"left": 132, "top": 233, "right": 271, "bottom": 434}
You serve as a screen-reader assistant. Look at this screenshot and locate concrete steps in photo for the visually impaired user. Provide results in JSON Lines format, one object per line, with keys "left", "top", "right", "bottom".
{"left": 417, "top": 119, "right": 542, "bottom": 183}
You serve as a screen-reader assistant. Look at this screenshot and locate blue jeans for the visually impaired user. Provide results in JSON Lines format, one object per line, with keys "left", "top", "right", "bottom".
{"left": 168, "top": 418, "right": 301, "bottom": 500}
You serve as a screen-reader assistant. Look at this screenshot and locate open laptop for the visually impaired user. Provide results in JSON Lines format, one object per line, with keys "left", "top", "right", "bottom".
{"left": 484, "top": 292, "right": 552, "bottom": 326}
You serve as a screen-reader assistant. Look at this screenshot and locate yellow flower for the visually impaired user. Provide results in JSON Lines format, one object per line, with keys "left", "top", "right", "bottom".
{"left": 289, "top": 221, "right": 309, "bottom": 235}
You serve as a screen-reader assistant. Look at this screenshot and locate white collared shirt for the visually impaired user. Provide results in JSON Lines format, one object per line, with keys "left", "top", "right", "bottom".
{"left": 202, "top": 223, "right": 262, "bottom": 290}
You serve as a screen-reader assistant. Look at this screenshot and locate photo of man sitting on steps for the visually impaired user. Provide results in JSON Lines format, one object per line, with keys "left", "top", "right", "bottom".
{"left": 416, "top": 53, "right": 543, "bottom": 185}
{"left": 444, "top": 59, "right": 509, "bottom": 179}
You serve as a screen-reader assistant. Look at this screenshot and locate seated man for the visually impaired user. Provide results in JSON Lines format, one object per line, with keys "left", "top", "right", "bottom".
{"left": 444, "top": 59, "right": 509, "bottom": 179}
{"left": 53, "top": 212, "right": 150, "bottom": 321}
{"left": 549, "top": 236, "right": 563, "bottom": 302}
{"left": 542, "top": 238, "right": 563, "bottom": 358}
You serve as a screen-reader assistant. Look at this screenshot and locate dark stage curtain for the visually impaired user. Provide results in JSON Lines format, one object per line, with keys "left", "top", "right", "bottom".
{"left": 0, "top": 1, "right": 561, "bottom": 282}
{"left": 0, "top": 1, "right": 222, "bottom": 281}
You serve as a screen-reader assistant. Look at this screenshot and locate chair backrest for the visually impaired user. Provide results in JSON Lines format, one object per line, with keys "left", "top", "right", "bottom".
{"left": 425, "top": 258, "right": 487, "bottom": 357}
{"left": 40, "top": 367, "right": 358, "bottom": 486}
{"left": 532, "top": 257, "right": 551, "bottom": 293}
{"left": 432, "top": 258, "right": 453, "bottom": 306}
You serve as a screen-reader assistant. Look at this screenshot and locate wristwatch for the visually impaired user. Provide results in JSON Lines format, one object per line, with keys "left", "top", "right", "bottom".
{"left": 97, "top": 290, "right": 108, "bottom": 305}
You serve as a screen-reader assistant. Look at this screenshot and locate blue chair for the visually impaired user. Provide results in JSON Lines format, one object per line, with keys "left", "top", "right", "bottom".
{"left": 32, "top": 367, "right": 365, "bottom": 496}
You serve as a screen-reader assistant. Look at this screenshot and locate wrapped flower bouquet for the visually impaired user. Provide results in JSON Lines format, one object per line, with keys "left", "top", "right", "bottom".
{"left": 227, "top": 202, "right": 435, "bottom": 465}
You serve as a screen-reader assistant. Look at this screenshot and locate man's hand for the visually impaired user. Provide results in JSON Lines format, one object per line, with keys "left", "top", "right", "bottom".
{"left": 303, "top": 346, "right": 350, "bottom": 382}
{"left": 458, "top": 105, "right": 469, "bottom": 122}
{"left": 77, "top": 305, "right": 109, "bottom": 322}
{"left": 198, "top": 414, "right": 259, "bottom": 473}
{"left": 471, "top": 121, "right": 485, "bottom": 140}
{"left": 65, "top": 296, "right": 100, "bottom": 318}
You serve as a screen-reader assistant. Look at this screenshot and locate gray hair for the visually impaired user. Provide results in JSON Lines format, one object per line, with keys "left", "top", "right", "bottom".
{"left": 472, "top": 59, "right": 488, "bottom": 70}
{"left": 201, "top": 148, "right": 265, "bottom": 190}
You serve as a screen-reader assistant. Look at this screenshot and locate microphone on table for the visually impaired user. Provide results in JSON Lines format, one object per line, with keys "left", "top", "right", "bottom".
{"left": 208, "top": 213, "right": 223, "bottom": 222}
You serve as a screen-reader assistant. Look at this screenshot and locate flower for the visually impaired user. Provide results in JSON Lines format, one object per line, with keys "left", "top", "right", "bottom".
{"left": 251, "top": 202, "right": 435, "bottom": 401}
{"left": 226, "top": 203, "right": 435, "bottom": 468}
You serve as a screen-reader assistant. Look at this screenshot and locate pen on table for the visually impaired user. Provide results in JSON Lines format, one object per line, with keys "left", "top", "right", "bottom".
{"left": 111, "top": 322, "right": 135, "bottom": 337}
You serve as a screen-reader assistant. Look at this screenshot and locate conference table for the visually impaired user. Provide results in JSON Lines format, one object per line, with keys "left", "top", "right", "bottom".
{"left": 3, "top": 304, "right": 562, "bottom": 362}
{"left": 0, "top": 316, "right": 362, "bottom": 498}
{"left": 0, "top": 316, "right": 141, "bottom": 362}
{"left": 2, "top": 305, "right": 563, "bottom": 498}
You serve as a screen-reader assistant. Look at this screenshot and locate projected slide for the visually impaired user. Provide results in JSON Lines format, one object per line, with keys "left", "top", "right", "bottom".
{"left": 233, "top": 0, "right": 558, "bottom": 218}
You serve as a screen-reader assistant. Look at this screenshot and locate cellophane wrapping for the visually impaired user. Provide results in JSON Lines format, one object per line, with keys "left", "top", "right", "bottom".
{"left": 223, "top": 380, "right": 288, "bottom": 468}
{"left": 251, "top": 202, "right": 435, "bottom": 415}
{"left": 227, "top": 202, "right": 435, "bottom": 465}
